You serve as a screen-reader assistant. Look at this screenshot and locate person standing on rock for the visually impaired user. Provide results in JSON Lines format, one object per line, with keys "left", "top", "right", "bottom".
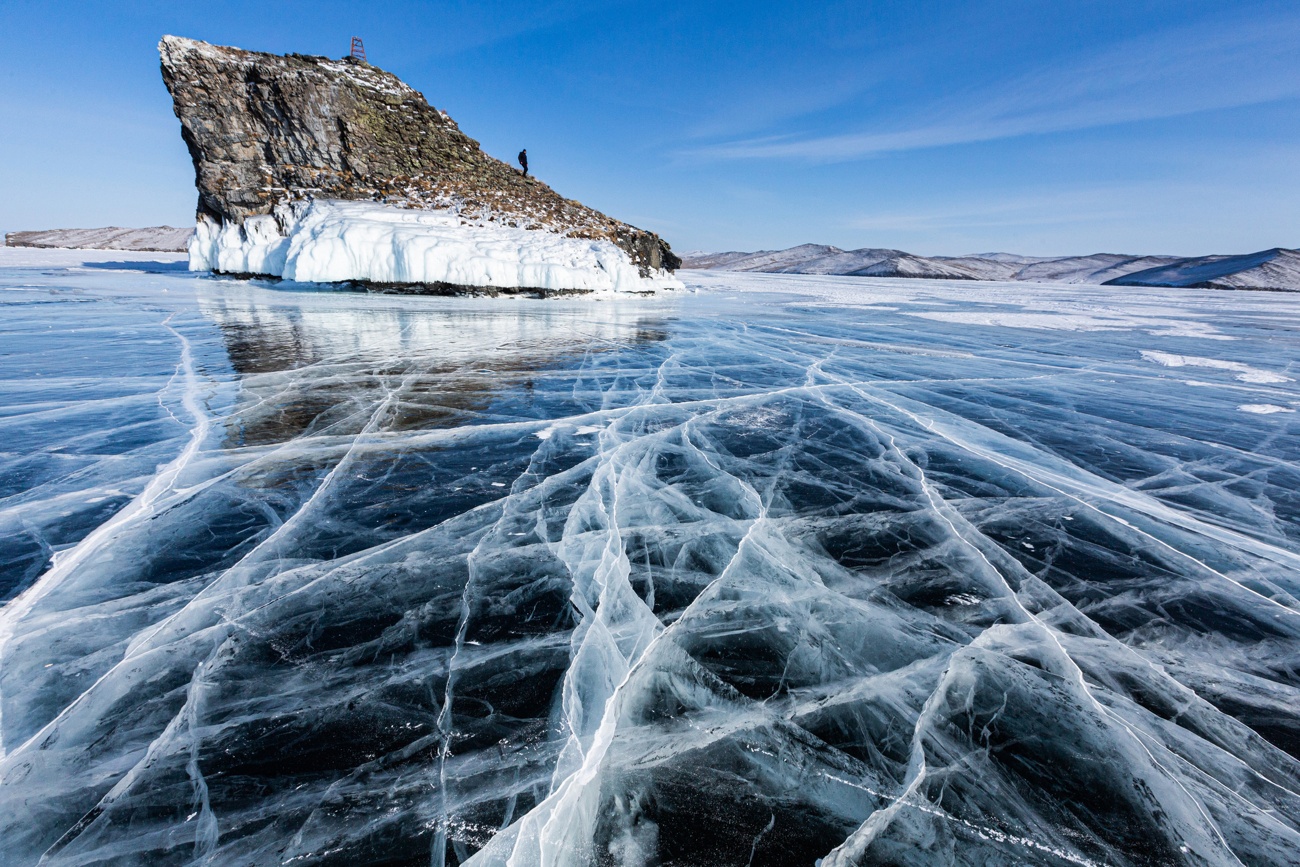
{"left": 518, "top": 149, "right": 529, "bottom": 178}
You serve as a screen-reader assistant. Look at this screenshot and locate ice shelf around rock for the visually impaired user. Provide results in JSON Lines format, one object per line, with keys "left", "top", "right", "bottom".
{"left": 190, "top": 199, "right": 683, "bottom": 294}
{"left": 159, "top": 35, "right": 681, "bottom": 293}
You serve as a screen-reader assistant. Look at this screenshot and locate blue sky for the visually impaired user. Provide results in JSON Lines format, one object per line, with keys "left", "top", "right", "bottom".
{"left": 1, "top": 0, "right": 1297, "bottom": 255}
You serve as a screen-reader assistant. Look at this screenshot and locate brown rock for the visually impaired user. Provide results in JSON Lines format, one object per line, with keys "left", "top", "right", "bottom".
{"left": 158, "top": 36, "right": 678, "bottom": 274}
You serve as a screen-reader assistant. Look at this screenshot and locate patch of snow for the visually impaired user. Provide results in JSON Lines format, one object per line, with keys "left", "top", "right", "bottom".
{"left": 190, "top": 200, "right": 682, "bottom": 294}
{"left": 1140, "top": 350, "right": 1291, "bottom": 383}
{"left": 1238, "top": 404, "right": 1295, "bottom": 414}
{"left": 534, "top": 423, "right": 604, "bottom": 441}
{"left": 317, "top": 60, "right": 417, "bottom": 97}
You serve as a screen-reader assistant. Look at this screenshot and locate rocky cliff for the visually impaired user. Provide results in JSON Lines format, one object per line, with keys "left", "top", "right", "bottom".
{"left": 158, "top": 36, "right": 678, "bottom": 278}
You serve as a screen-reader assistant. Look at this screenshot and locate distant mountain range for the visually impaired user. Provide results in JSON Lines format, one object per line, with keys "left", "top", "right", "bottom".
{"left": 682, "top": 244, "right": 1300, "bottom": 291}
{"left": 4, "top": 226, "right": 193, "bottom": 252}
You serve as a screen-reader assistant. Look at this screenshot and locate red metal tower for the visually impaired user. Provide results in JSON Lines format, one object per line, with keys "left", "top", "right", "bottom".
{"left": 350, "top": 37, "right": 367, "bottom": 62}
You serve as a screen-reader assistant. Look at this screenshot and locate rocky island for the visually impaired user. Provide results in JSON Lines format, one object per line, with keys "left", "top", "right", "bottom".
{"left": 159, "top": 36, "right": 680, "bottom": 294}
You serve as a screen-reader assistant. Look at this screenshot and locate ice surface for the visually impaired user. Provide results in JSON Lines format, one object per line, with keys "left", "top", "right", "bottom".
{"left": 2, "top": 256, "right": 1299, "bottom": 866}
{"left": 189, "top": 200, "right": 683, "bottom": 294}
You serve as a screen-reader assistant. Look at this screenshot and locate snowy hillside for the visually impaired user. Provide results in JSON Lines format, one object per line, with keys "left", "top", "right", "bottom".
{"left": 850, "top": 253, "right": 982, "bottom": 279}
{"left": 708, "top": 244, "right": 842, "bottom": 272}
{"left": 5, "top": 226, "right": 192, "bottom": 252}
{"left": 685, "top": 244, "right": 1300, "bottom": 290}
{"left": 774, "top": 248, "right": 909, "bottom": 274}
{"left": 1013, "top": 253, "right": 1181, "bottom": 284}
{"left": 928, "top": 256, "right": 1029, "bottom": 280}
{"left": 1107, "top": 248, "right": 1300, "bottom": 291}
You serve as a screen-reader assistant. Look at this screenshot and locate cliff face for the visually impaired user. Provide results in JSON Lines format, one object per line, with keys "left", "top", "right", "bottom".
{"left": 158, "top": 36, "right": 678, "bottom": 275}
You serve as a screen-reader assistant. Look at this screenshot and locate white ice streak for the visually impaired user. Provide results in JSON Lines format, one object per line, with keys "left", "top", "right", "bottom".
{"left": 1238, "top": 403, "right": 1295, "bottom": 414}
{"left": 816, "top": 387, "right": 1251, "bottom": 866}
{"left": 0, "top": 312, "right": 211, "bottom": 758}
{"left": 189, "top": 200, "right": 682, "bottom": 294}
{"left": 910, "top": 309, "right": 1229, "bottom": 336}
{"left": 1141, "top": 350, "right": 1292, "bottom": 383}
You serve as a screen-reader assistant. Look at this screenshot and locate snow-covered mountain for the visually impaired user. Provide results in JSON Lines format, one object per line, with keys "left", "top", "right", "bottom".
{"left": 851, "top": 253, "right": 982, "bottom": 280}
{"left": 674, "top": 250, "right": 754, "bottom": 269}
{"left": 1011, "top": 254, "right": 1181, "bottom": 284}
{"left": 1105, "top": 247, "right": 1300, "bottom": 291}
{"left": 705, "top": 244, "right": 844, "bottom": 272}
{"left": 4, "top": 226, "right": 193, "bottom": 252}
{"left": 683, "top": 245, "right": 1300, "bottom": 290}
{"left": 775, "top": 248, "right": 909, "bottom": 274}
{"left": 928, "top": 256, "right": 1029, "bottom": 280}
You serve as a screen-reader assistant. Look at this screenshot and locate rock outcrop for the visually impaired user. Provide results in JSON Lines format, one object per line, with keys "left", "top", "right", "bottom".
{"left": 158, "top": 36, "right": 678, "bottom": 283}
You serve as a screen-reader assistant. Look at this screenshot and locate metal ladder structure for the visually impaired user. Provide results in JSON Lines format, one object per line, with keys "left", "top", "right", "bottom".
{"left": 350, "top": 37, "right": 367, "bottom": 62}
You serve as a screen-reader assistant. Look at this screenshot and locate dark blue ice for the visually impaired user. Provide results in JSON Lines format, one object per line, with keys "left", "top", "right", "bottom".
{"left": 2, "top": 255, "right": 1298, "bottom": 866}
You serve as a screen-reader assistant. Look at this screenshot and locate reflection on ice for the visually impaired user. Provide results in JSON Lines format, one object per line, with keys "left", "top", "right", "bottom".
{"left": 1, "top": 258, "right": 1299, "bottom": 866}
{"left": 200, "top": 290, "right": 667, "bottom": 445}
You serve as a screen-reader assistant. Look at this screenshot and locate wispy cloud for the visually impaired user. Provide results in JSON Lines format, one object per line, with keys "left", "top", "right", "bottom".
{"left": 685, "top": 14, "right": 1300, "bottom": 162}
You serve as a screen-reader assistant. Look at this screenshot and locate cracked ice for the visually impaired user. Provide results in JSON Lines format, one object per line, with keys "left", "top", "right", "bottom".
{"left": 2, "top": 253, "right": 1299, "bottom": 867}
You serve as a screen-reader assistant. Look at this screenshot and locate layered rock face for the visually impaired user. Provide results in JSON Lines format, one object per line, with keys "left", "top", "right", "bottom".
{"left": 158, "top": 36, "right": 678, "bottom": 285}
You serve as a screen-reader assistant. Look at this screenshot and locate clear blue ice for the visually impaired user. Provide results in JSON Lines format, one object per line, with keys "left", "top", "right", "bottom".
{"left": 2, "top": 254, "right": 1298, "bottom": 866}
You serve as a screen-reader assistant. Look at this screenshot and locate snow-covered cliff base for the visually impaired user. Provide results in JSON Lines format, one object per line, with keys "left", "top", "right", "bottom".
{"left": 190, "top": 200, "right": 683, "bottom": 294}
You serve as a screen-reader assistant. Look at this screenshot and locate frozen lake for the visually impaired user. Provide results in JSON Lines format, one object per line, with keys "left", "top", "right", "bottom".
{"left": 2, "top": 249, "right": 1299, "bottom": 866}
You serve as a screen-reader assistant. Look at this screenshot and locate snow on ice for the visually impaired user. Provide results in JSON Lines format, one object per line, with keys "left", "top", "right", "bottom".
{"left": 189, "top": 199, "right": 683, "bottom": 294}
{"left": 1, "top": 255, "right": 1298, "bottom": 866}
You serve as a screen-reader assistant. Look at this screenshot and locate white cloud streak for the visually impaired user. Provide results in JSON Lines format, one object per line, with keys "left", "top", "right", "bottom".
{"left": 686, "top": 15, "right": 1300, "bottom": 162}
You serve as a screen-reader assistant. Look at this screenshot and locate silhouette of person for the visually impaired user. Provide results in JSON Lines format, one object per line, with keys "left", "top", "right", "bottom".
{"left": 518, "top": 149, "right": 529, "bottom": 178}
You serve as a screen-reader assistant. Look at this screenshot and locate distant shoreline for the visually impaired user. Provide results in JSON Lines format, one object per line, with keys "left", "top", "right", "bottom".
{"left": 4, "top": 226, "right": 192, "bottom": 253}
{"left": 683, "top": 244, "right": 1300, "bottom": 292}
